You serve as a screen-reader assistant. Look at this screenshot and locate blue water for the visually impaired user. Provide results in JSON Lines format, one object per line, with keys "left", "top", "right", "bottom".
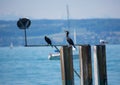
{"left": 0, "top": 45, "right": 120, "bottom": 85}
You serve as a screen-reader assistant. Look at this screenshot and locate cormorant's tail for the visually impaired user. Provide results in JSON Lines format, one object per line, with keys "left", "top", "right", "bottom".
{"left": 50, "top": 44, "right": 53, "bottom": 48}
{"left": 49, "top": 44, "right": 60, "bottom": 52}
{"left": 73, "top": 45, "right": 77, "bottom": 50}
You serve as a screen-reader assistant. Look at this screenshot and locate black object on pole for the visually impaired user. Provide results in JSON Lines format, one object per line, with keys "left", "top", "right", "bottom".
{"left": 17, "top": 18, "right": 31, "bottom": 46}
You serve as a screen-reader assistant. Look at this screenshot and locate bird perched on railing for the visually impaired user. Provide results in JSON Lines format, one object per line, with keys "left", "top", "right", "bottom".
{"left": 44, "top": 36, "right": 53, "bottom": 47}
{"left": 65, "top": 30, "right": 76, "bottom": 49}
{"left": 44, "top": 36, "right": 60, "bottom": 52}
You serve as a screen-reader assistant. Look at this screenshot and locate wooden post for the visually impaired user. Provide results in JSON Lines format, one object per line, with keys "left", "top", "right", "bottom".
{"left": 94, "top": 45, "right": 108, "bottom": 85}
{"left": 60, "top": 46, "right": 74, "bottom": 85}
{"left": 79, "top": 45, "right": 92, "bottom": 85}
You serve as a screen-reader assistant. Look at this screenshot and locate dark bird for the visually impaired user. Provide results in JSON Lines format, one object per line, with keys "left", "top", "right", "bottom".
{"left": 44, "top": 36, "right": 60, "bottom": 52}
{"left": 65, "top": 31, "right": 76, "bottom": 49}
{"left": 44, "top": 36, "right": 53, "bottom": 47}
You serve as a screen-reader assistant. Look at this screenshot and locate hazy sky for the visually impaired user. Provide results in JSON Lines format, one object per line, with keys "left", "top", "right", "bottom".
{"left": 0, "top": 0, "right": 120, "bottom": 20}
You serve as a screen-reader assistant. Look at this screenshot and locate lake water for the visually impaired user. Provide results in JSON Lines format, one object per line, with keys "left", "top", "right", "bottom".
{"left": 0, "top": 45, "right": 120, "bottom": 85}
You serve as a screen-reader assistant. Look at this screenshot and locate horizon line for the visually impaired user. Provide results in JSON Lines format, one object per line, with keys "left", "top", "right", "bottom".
{"left": 0, "top": 18, "right": 120, "bottom": 21}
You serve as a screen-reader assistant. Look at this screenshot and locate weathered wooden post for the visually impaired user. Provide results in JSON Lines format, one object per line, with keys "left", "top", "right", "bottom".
{"left": 60, "top": 46, "right": 74, "bottom": 85}
{"left": 94, "top": 45, "right": 108, "bottom": 85}
{"left": 79, "top": 45, "right": 92, "bottom": 85}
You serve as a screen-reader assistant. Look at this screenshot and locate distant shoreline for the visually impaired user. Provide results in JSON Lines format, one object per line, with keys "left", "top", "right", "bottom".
{"left": 0, "top": 19, "right": 120, "bottom": 46}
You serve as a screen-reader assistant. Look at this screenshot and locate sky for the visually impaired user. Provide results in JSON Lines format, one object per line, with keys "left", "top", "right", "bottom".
{"left": 0, "top": 0, "right": 120, "bottom": 20}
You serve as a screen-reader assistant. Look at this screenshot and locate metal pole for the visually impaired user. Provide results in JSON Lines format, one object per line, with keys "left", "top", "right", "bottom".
{"left": 24, "top": 29, "right": 27, "bottom": 46}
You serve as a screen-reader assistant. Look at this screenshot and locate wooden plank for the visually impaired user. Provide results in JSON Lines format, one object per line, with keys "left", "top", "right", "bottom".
{"left": 94, "top": 45, "right": 108, "bottom": 85}
{"left": 79, "top": 45, "right": 92, "bottom": 85}
{"left": 60, "top": 46, "right": 74, "bottom": 85}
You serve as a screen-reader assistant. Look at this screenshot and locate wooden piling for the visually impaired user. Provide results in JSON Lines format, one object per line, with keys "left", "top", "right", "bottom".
{"left": 94, "top": 45, "right": 108, "bottom": 85}
{"left": 79, "top": 45, "right": 92, "bottom": 85}
{"left": 60, "top": 46, "right": 74, "bottom": 85}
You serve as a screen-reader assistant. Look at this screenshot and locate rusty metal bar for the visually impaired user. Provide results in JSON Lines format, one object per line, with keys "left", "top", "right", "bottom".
{"left": 24, "top": 44, "right": 85, "bottom": 47}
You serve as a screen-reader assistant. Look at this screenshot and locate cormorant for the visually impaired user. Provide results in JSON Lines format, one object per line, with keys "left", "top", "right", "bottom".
{"left": 44, "top": 36, "right": 60, "bottom": 52}
{"left": 44, "top": 36, "right": 53, "bottom": 47}
{"left": 65, "top": 31, "right": 76, "bottom": 49}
